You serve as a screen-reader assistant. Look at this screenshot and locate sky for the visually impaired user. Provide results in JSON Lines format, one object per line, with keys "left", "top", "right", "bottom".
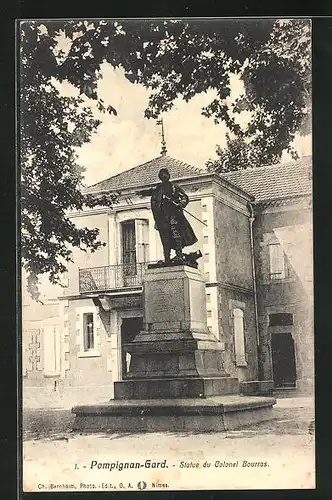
{"left": 59, "top": 63, "right": 311, "bottom": 187}
{"left": 73, "top": 64, "right": 232, "bottom": 186}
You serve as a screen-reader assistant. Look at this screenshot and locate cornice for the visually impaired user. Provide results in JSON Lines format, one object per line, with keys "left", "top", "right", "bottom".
{"left": 86, "top": 172, "right": 254, "bottom": 202}
{"left": 208, "top": 281, "right": 254, "bottom": 295}
{"left": 255, "top": 194, "right": 312, "bottom": 213}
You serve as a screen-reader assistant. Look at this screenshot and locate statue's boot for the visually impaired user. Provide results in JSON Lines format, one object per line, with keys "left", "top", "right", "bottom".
{"left": 173, "top": 242, "right": 184, "bottom": 264}
{"left": 163, "top": 248, "right": 171, "bottom": 265}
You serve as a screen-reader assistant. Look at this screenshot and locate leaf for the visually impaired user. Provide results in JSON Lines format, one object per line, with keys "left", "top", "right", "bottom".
{"left": 107, "top": 105, "right": 118, "bottom": 116}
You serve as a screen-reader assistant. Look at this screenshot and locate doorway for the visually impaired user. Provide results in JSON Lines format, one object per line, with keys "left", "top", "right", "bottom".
{"left": 121, "top": 317, "right": 143, "bottom": 379}
{"left": 271, "top": 333, "right": 297, "bottom": 388}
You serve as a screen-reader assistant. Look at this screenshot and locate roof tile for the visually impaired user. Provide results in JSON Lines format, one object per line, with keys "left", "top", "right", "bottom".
{"left": 86, "top": 154, "right": 312, "bottom": 202}
{"left": 220, "top": 156, "right": 312, "bottom": 202}
{"left": 87, "top": 155, "right": 203, "bottom": 193}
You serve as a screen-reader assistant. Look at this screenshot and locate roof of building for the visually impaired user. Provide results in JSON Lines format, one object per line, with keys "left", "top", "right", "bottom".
{"left": 87, "top": 155, "right": 204, "bottom": 193}
{"left": 87, "top": 153, "right": 312, "bottom": 203}
{"left": 220, "top": 156, "right": 312, "bottom": 202}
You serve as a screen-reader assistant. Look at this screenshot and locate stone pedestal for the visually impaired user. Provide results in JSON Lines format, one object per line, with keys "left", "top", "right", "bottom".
{"left": 72, "top": 396, "right": 276, "bottom": 433}
{"left": 114, "top": 266, "right": 238, "bottom": 399}
{"left": 72, "top": 265, "right": 276, "bottom": 432}
{"left": 141, "top": 265, "right": 214, "bottom": 335}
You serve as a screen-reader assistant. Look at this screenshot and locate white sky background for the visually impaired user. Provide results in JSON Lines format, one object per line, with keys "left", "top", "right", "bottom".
{"left": 74, "top": 64, "right": 233, "bottom": 186}
{"left": 59, "top": 62, "right": 311, "bottom": 187}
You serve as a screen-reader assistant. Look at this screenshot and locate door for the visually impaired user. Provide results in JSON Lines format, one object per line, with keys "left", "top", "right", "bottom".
{"left": 121, "top": 317, "right": 143, "bottom": 379}
{"left": 271, "top": 333, "right": 297, "bottom": 388}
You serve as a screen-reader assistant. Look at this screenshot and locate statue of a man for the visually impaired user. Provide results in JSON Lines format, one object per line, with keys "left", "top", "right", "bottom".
{"left": 137, "top": 168, "right": 198, "bottom": 264}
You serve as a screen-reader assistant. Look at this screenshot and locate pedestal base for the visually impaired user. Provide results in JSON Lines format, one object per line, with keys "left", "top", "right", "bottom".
{"left": 114, "top": 376, "right": 239, "bottom": 400}
{"left": 72, "top": 395, "right": 276, "bottom": 433}
{"left": 124, "top": 330, "right": 227, "bottom": 380}
{"left": 72, "top": 266, "right": 278, "bottom": 433}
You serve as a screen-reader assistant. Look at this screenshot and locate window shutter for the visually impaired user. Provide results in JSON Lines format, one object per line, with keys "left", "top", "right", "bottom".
{"left": 233, "top": 308, "right": 246, "bottom": 366}
{"left": 43, "top": 324, "right": 61, "bottom": 375}
{"left": 269, "top": 244, "right": 285, "bottom": 279}
{"left": 135, "top": 219, "right": 149, "bottom": 263}
{"left": 54, "top": 326, "right": 61, "bottom": 373}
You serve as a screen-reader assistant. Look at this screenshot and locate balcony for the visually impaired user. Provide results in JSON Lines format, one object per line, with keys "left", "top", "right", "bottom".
{"left": 79, "top": 263, "right": 149, "bottom": 294}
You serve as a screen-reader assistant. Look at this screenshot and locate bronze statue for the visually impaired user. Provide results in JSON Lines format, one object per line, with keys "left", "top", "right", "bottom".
{"left": 137, "top": 168, "right": 200, "bottom": 265}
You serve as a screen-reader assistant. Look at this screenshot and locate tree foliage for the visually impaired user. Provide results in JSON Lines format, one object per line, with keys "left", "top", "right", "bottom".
{"left": 20, "top": 19, "right": 311, "bottom": 297}
{"left": 20, "top": 22, "right": 117, "bottom": 299}
{"left": 204, "top": 20, "right": 311, "bottom": 171}
{"left": 206, "top": 134, "right": 254, "bottom": 173}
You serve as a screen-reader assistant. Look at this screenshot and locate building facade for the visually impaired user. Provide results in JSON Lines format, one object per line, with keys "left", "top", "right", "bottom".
{"left": 22, "top": 155, "right": 314, "bottom": 405}
{"left": 223, "top": 157, "right": 313, "bottom": 393}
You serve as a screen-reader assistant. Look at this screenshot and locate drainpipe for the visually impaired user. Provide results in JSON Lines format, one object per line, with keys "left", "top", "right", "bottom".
{"left": 248, "top": 202, "right": 260, "bottom": 351}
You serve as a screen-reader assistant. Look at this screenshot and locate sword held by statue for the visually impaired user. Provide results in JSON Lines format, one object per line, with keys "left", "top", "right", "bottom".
{"left": 162, "top": 194, "right": 208, "bottom": 227}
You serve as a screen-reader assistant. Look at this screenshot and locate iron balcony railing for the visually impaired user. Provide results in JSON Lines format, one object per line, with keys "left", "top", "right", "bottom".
{"left": 79, "top": 262, "right": 150, "bottom": 293}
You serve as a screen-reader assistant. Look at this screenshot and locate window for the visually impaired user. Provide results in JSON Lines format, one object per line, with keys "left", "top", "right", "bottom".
{"left": 233, "top": 308, "right": 246, "bottom": 366}
{"left": 83, "top": 313, "right": 94, "bottom": 351}
{"left": 269, "top": 243, "right": 290, "bottom": 280}
{"left": 122, "top": 221, "right": 137, "bottom": 276}
{"left": 269, "top": 313, "right": 293, "bottom": 327}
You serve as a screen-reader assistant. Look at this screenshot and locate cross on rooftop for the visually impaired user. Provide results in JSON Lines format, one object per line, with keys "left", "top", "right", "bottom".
{"left": 157, "top": 118, "right": 167, "bottom": 156}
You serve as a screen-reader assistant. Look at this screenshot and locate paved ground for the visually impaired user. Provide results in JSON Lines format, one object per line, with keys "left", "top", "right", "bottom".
{"left": 22, "top": 397, "right": 315, "bottom": 491}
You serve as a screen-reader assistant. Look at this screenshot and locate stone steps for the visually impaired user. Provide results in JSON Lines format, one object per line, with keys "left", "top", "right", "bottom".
{"left": 72, "top": 395, "right": 276, "bottom": 433}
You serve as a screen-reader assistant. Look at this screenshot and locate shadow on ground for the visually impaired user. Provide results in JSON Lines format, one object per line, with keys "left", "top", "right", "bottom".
{"left": 22, "top": 404, "right": 314, "bottom": 442}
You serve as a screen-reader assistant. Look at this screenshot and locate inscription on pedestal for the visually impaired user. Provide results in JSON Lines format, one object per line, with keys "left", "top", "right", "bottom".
{"left": 145, "top": 279, "right": 185, "bottom": 325}
{"left": 150, "top": 289, "right": 170, "bottom": 316}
